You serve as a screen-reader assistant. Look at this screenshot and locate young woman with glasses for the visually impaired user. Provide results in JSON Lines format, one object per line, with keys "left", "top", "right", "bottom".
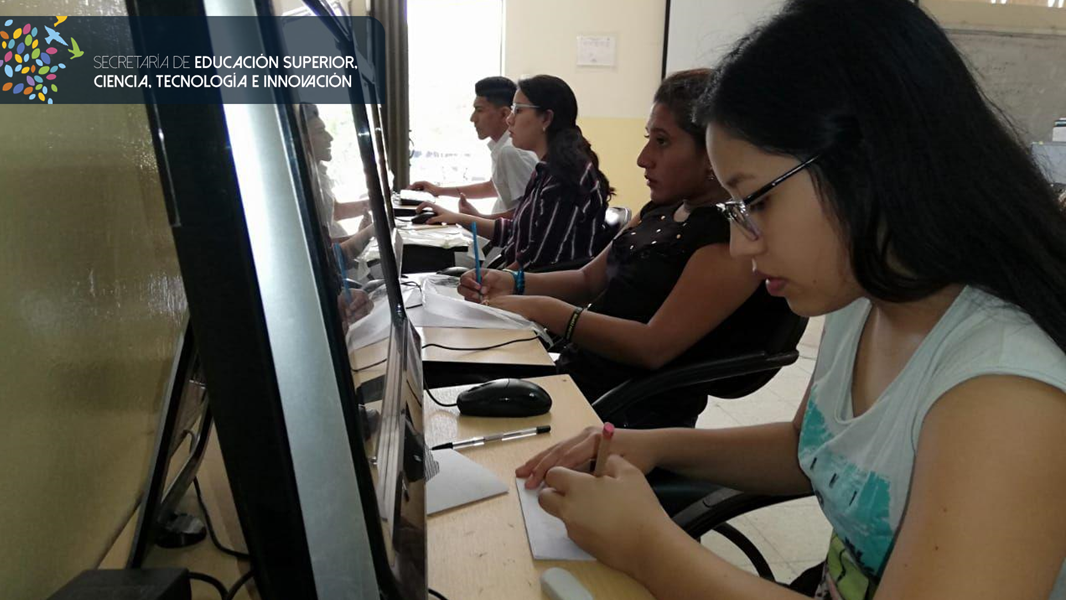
{"left": 515, "top": 1, "right": 1066, "bottom": 598}
{"left": 456, "top": 69, "right": 789, "bottom": 429}
{"left": 416, "top": 75, "right": 614, "bottom": 270}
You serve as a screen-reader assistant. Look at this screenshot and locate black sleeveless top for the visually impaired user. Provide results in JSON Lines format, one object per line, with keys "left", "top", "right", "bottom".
{"left": 556, "top": 200, "right": 785, "bottom": 428}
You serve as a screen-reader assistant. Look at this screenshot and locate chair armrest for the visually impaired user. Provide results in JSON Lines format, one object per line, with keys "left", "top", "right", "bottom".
{"left": 485, "top": 253, "right": 507, "bottom": 270}
{"left": 671, "top": 485, "right": 812, "bottom": 538}
{"left": 590, "top": 350, "right": 800, "bottom": 421}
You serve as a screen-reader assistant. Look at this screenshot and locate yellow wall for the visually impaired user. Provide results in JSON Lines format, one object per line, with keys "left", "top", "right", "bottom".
{"left": 0, "top": 104, "right": 186, "bottom": 599}
{"left": 504, "top": 0, "right": 666, "bottom": 212}
{"left": 578, "top": 116, "right": 652, "bottom": 212}
{"left": 1, "top": 4, "right": 187, "bottom": 598}
{"left": 923, "top": 0, "right": 1066, "bottom": 30}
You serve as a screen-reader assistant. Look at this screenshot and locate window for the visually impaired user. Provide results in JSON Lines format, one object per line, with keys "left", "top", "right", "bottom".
{"left": 407, "top": 0, "right": 504, "bottom": 186}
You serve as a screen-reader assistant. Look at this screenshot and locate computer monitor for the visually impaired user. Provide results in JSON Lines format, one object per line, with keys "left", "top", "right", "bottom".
{"left": 128, "top": 0, "right": 427, "bottom": 597}
{"left": 126, "top": 321, "right": 215, "bottom": 568}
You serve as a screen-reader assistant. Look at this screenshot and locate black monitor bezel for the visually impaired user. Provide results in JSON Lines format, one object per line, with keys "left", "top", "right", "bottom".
{"left": 126, "top": 0, "right": 425, "bottom": 596}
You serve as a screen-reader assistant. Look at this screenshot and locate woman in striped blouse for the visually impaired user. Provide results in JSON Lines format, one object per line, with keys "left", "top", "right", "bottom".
{"left": 417, "top": 75, "right": 614, "bottom": 271}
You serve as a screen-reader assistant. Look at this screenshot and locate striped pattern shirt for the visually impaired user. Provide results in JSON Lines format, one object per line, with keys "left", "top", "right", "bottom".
{"left": 491, "top": 160, "right": 610, "bottom": 270}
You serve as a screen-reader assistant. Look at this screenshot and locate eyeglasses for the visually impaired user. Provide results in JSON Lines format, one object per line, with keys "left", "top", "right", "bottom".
{"left": 715, "top": 152, "right": 823, "bottom": 241}
{"left": 510, "top": 102, "right": 540, "bottom": 114}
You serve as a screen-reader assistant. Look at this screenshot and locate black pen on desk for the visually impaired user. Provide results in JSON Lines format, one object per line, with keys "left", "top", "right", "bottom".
{"left": 432, "top": 425, "right": 550, "bottom": 451}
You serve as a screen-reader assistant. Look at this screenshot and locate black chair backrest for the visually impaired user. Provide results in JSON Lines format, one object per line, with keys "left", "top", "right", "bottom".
{"left": 703, "top": 307, "right": 807, "bottom": 399}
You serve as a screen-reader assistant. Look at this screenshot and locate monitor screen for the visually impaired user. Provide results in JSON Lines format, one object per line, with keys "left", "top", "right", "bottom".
{"left": 292, "top": 94, "right": 429, "bottom": 592}
{"left": 131, "top": 0, "right": 428, "bottom": 596}
{"left": 283, "top": 4, "right": 428, "bottom": 597}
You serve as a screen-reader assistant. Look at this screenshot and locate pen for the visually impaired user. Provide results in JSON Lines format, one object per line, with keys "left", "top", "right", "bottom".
{"left": 432, "top": 425, "right": 550, "bottom": 451}
{"left": 333, "top": 243, "right": 353, "bottom": 303}
{"left": 592, "top": 422, "right": 615, "bottom": 477}
{"left": 471, "top": 222, "right": 481, "bottom": 290}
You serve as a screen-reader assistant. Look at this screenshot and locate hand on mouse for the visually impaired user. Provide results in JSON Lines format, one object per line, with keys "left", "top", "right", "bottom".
{"left": 458, "top": 268, "right": 514, "bottom": 302}
{"left": 537, "top": 455, "right": 673, "bottom": 578}
{"left": 516, "top": 425, "right": 659, "bottom": 489}
{"left": 415, "top": 201, "right": 460, "bottom": 225}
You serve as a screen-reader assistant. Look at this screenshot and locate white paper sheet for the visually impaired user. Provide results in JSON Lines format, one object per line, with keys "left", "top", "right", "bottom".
{"left": 516, "top": 478, "right": 594, "bottom": 561}
{"left": 344, "top": 285, "right": 421, "bottom": 352}
{"left": 419, "top": 275, "right": 549, "bottom": 335}
{"left": 425, "top": 450, "right": 508, "bottom": 515}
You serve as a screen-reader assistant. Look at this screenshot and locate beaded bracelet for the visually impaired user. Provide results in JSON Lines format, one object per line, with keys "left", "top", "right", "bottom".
{"left": 564, "top": 307, "right": 585, "bottom": 342}
{"left": 505, "top": 268, "right": 525, "bottom": 295}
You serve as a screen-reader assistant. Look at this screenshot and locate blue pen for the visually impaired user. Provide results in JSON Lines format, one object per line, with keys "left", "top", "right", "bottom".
{"left": 333, "top": 243, "right": 353, "bottom": 303}
{"left": 471, "top": 222, "right": 482, "bottom": 289}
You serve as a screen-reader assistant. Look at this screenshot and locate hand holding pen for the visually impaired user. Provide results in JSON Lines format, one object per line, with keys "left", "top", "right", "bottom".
{"left": 536, "top": 423, "right": 672, "bottom": 578}
{"left": 456, "top": 269, "right": 513, "bottom": 302}
{"left": 471, "top": 222, "right": 482, "bottom": 301}
{"left": 592, "top": 423, "right": 615, "bottom": 477}
{"left": 517, "top": 422, "right": 657, "bottom": 489}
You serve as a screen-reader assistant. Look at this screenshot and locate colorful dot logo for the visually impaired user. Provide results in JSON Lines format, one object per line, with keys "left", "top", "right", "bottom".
{"left": 1, "top": 17, "right": 73, "bottom": 104}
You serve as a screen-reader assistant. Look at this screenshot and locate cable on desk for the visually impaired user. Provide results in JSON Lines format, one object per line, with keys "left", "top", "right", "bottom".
{"left": 428, "top": 588, "right": 451, "bottom": 600}
{"left": 224, "top": 570, "right": 256, "bottom": 600}
{"left": 193, "top": 478, "right": 252, "bottom": 561}
{"left": 188, "top": 572, "right": 228, "bottom": 599}
{"left": 421, "top": 336, "right": 540, "bottom": 352}
{"left": 425, "top": 386, "right": 456, "bottom": 408}
{"left": 353, "top": 335, "right": 537, "bottom": 374}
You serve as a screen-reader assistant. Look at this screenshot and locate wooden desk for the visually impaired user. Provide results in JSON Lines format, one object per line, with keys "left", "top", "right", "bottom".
{"left": 424, "top": 375, "right": 653, "bottom": 599}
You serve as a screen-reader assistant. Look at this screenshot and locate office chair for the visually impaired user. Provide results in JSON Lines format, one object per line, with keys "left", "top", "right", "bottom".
{"left": 668, "top": 483, "right": 816, "bottom": 584}
{"left": 590, "top": 310, "right": 807, "bottom": 423}
{"left": 588, "top": 308, "right": 811, "bottom": 584}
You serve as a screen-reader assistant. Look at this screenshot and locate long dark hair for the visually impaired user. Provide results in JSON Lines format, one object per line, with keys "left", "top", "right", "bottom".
{"left": 518, "top": 75, "right": 613, "bottom": 196}
{"left": 696, "top": 0, "right": 1066, "bottom": 353}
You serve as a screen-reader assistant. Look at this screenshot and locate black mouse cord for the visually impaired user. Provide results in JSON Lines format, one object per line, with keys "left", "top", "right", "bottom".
{"left": 350, "top": 336, "right": 538, "bottom": 376}
{"left": 424, "top": 386, "right": 456, "bottom": 407}
{"left": 421, "top": 336, "right": 540, "bottom": 352}
{"left": 415, "top": 336, "right": 541, "bottom": 411}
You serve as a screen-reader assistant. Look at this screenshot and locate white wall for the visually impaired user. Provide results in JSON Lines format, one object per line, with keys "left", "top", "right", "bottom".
{"left": 665, "top": 0, "right": 785, "bottom": 72}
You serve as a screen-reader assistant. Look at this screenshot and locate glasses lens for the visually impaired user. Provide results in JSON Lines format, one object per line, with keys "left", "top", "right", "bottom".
{"left": 718, "top": 202, "right": 759, "bottom": 241}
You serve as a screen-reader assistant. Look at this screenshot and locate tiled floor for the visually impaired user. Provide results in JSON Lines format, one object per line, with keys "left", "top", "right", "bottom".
{"left": 694, "top": 315, "right": 829, "bottom": 584}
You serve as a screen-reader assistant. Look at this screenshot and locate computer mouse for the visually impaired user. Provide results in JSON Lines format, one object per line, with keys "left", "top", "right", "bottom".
{"left": 437, "top": 266, "right": 469, "bottom": 277}
{"left": 411, "top": 208, "right": 437, "bottom": 225}
{"left": 456, "top": 379, "right": 552, "bottom": 418}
